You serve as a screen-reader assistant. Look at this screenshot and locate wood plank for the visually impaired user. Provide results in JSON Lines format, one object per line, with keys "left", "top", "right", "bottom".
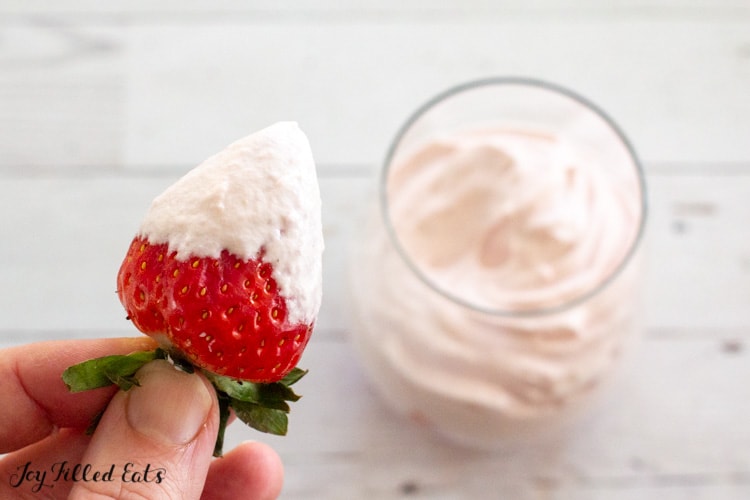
{"left": 1, "top": 19, "right": 748, "bottom": 169}
{"left": 203, "top": 336, "right": 750, "bottom": 499}
{"left": 643, "top": 173, "right": 750, "bottom": 330}
{"left": 2, "top": 1, "right": 749, "bottom": 18}
{"left": 1, "top": 170, "right": 749, "bottom": 335}
{"left": 120, "top": 20, "right": 750, "bottom": 168}
{"left": 0, "top": 172, "right": 359, "bottom": 337}
{"left": 0, "top": 23, "right": 125, "bottom": 169}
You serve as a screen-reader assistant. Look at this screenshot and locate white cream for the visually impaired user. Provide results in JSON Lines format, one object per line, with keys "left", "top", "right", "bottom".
{"left": 139, "top": 122, "right": 324, "bottom": 325}
{"left": 350, "top": 127, "right": 643, "bottom": 448}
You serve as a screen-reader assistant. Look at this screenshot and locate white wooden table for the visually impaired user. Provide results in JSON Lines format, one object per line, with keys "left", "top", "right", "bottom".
{"left": 1, "top": 2, "right": 749, "bottom": 498}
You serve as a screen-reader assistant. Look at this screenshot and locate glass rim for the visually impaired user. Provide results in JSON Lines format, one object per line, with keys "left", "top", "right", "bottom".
{"left": 379, "top": 76, "right": 649, "bottom": 318}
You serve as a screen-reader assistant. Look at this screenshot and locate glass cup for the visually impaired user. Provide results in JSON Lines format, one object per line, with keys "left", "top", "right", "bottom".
{"left": 349, "top": 77, "right": 647, "bottom": 449}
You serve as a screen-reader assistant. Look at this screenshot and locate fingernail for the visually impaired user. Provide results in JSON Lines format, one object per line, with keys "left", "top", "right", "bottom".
{"left": 126, "top": 359, "right": 213, "bottom": 446}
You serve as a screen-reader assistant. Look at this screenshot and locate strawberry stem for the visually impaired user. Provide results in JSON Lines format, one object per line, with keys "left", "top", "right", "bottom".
{"left": 62, "top": 349, "right": 307, "bottom": 457}
{"left": 214, "top": 392, "right": 232, "bottom": 457}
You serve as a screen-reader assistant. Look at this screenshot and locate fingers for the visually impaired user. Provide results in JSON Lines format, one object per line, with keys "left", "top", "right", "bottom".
{"left": 68, "top": 360, "right": 219, "bottom": 499}
{"left": 0, "top": 428, "right": 91, "bottom": 499}
{"left": 201, "top": 441, "right": 284, "bottom": 500}
{"left": 0, "top": 337, "right": 157, "bottom": 453}
{"left": 0, "top": 432, "right": 285, "bottom": 500}
{"left": 1, "top": 340, "right": 285, "bottom": 499}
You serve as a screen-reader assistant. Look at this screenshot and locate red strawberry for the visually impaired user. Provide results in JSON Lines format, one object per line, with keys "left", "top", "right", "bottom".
{"left": 62, "top": 123, "right": 321, "bottom": 454}
{"left": 116, "top": 237, "right": 313, "bottom": 383}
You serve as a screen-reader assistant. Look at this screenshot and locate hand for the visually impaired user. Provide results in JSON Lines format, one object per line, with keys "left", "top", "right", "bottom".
{"left": 0, "top": 338, "right": 283, "bottom": 499}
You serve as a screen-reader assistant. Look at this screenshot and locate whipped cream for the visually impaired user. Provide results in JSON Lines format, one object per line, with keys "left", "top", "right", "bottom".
{"left": 139, "top": 122, "right": 323, "bottom": 325}
{"left": 351, "top": 127, "right": 643, "bottom": 448}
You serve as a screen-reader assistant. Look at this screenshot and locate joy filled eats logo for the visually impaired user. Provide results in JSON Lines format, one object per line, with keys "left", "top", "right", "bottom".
{"left": 9, "top": 461, "right": 166, "bottom": 493}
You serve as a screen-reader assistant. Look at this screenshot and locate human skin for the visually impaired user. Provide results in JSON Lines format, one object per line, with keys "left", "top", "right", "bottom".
{"left": 0, "top": 337, "right": 283, "bottom": 499}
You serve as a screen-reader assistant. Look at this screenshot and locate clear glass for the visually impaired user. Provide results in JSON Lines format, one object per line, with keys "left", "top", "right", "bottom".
{"left": 349, "top": 77, "right": 647, "bottom": 449}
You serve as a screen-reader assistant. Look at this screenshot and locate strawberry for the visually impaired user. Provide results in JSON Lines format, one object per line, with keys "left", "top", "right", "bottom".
{"left": 61, "top": 122, "right": 323, "bottom": 455}
{"left": 116, "top": 237, "right": 313, "bottom": 383}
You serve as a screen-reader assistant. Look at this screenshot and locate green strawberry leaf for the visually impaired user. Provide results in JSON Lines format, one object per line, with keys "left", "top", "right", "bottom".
{"left": 280, "top": 367, "right": 308, "bottom": 386}
{"left": 62, "top": 349, "right": 165, "bottom": 392}
{"left": 62, "top": 348, "right": 306, "bottom": 454}
{"left": 206, "top": 372, "right": 303, "bottom": 411}
{"left": 108, "top": 374, "right": 141, "bottom": 392}
{"left": 229, "top": 399, "right": 289, "bottom": 436}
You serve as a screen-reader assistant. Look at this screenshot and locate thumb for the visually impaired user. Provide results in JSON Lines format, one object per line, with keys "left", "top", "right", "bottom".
{"left": 69, "top": 359, "right": 218, "bottom": 499}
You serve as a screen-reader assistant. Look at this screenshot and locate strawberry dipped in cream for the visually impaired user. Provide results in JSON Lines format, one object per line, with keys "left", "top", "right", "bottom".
{"left": 63, "top": 122, "right": 323, "bottom": 453}
{"left": 136, "top": 121, "right": 322, "bottom": 329}
{"left": 118, "top": 121, "right": 323, "bottom": 383}
{"left": 350, "top": 124, "right": 645, "bottom": 449}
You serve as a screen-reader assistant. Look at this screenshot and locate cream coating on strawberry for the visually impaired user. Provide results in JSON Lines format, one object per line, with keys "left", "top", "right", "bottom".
{"left": 117, "top": 122, "right": 323, "bottom": 383}
{"left": 138, "top": 121, "right": 323, "bottom": 325}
